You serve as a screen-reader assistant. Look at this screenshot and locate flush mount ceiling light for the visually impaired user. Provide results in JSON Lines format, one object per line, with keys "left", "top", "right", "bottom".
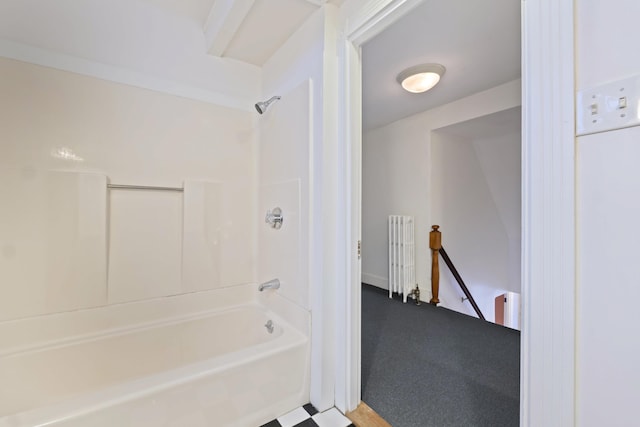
{"left": 397, "top": 63, "right": 446, "bottom": 93}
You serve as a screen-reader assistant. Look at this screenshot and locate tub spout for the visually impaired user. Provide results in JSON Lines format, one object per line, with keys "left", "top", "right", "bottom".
{"left": 259, "top": 279, "right": 280, "bottom": 292}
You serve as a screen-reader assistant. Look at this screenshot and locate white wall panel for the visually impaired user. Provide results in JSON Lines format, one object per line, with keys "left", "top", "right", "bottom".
{"left": 261, "top": 9, "right": 327, "bottom": 408}
{"left": 0, "top": 57, "right": 255, "bottom": 319}
{"left": 258, "top": 80, "right": 311, "bottom": 310}
{"left": 0, "top": 171, "right": 107, "bottom": 321}
{"left": 107, "top": 190, "right": 183, "bottom": 304}
{"left": 182, "top": 179, "right": 255, "bottom": 291}
{"left": 182, "top": 181, "right": 223, "bottom": 292}
{"left": 259, "top": 180, "right": 304, "bottom": 307}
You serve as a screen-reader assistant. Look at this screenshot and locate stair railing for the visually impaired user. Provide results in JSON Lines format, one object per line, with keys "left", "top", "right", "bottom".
{"left": 429, "top": 225, "right": 486, "bottom": 320}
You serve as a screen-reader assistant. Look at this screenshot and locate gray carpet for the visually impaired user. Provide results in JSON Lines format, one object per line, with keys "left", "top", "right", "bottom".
{"left": 361, "top": 284, "right": 520, "bottom": 427}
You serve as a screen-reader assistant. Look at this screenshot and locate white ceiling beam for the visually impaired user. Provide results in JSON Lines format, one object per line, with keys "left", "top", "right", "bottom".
{"left": 300, "top": 0, "right": 327, "bottom": 6}
{"left": 204, "top": 0, "right": 256, "bottom": 57}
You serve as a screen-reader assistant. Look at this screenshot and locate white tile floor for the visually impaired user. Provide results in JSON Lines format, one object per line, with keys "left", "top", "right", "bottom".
{"left": 262, "top": 404, "right": 354, "bottom": 427}
{"left": 308, "top": 408, "right": 353, "bottom": 427}
{"left": 277, "top": 407, "right": 312, "bottom": 426}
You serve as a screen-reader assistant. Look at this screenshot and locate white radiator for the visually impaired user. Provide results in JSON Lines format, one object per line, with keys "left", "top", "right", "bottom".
{"left": 388, "top": 215, "right": 415, "bottom": 302}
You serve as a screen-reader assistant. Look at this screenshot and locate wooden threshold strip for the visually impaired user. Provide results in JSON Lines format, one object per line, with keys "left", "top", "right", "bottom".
{"left": 346, "top": 402, "right": 393, "bottom": 427}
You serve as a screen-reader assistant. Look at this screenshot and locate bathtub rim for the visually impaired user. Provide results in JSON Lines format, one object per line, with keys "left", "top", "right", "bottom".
{"left": 0, "top": 283, "right": 310, "bottom": 358}
{"left": 0, "top": 304, "right": 308, "bottom": 427}
{"left": 0, "top": 283, "right": 257, "bottom": 355}
{"left": 0, "top": 302, "right": 275, "bottom": 359}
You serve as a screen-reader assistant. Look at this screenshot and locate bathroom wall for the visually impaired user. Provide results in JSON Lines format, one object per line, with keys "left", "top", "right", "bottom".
{"left": 259, "top": 9, "right": 323, "bottom": 311}
{"left": 259, "top": 6, "right": 335, "bottom": 410}
{"left": 362, "top": 80, "right": 521, "bottom": 320}
{"left": 258, "top": 81, "right": 311, "bottom": 310}
{"left": 0, "top": 57, "right": 256, "bottom": 321}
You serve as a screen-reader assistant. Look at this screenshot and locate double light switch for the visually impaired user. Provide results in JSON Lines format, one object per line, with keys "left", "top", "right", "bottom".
{"left": 577, "top": 75, "right": 640, "bottom": 136}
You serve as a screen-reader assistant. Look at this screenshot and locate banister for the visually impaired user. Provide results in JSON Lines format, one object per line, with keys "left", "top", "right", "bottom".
{"left": 429, "top": 225, "right": 486, "bottom": 321}
{"left": 438, "top": 247, "right": 485, "bottom": 320}
{"left": 429, "top": 225, "right": 441, "bottom": 305}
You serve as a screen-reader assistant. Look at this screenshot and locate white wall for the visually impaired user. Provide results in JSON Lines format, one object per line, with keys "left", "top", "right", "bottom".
{"left": 473, "top": 130, "right": 521, "bottom": 292}
{"left": 362, "top": 118, "right": 429, "bottom": 289}
{"left": 259, "top": 6, "right": 337, "bottom": 411}
{"left": 362, "top": 80, "right": 521, "bottom": 321}
{"left": 0, "top": 57, "right": 256, "bottom": 321}
{"left": 575, "top": 1, "right": 640, "bottom": 424}
{"left": 430, "top": 130, "right": 514, "bottom": 322}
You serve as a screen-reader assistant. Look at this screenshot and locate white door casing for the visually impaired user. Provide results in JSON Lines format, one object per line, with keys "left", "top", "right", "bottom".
{"left": 334, "top": 1, "right": 576, "bottom": 426}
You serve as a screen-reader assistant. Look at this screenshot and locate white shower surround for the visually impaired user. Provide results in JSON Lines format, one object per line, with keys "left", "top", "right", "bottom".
{"left": 0, "top": 284, "right": 310, "bottom": 427}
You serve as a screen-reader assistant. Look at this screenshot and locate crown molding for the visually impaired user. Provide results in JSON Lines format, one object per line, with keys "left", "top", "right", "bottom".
{"left": 0, "top": 39, "right": 254, "bottom": 112}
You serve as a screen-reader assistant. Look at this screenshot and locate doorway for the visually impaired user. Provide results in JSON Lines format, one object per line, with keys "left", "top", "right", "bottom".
{"left": 358, "top": 2, "right": 522, "bottom": 422}
{"left": 337, "top": 0, "right": 576, "bottom": 424}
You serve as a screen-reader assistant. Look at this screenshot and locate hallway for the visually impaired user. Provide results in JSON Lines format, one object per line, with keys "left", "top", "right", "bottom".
{"left": 361, "top": 285, "right": 520, "bottom": 427}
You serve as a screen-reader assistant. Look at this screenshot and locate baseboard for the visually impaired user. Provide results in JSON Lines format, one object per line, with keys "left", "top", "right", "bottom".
{"left": 361, "top": 273, "right": 387, "bottom": 290}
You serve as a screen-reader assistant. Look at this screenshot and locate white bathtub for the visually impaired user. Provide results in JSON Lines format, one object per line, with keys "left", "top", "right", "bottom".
{"left": 0, "top": 286, "right": 310, "bottom": 427}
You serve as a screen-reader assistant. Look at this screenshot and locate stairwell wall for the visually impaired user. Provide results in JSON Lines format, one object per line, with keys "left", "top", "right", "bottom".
{"left": 430, "top": 130, "right": 514, "bottom": 322}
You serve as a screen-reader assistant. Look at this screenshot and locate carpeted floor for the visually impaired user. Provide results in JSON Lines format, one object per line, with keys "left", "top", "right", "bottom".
{"left": 361, "top": 284, "right": 520, "bottom": 427}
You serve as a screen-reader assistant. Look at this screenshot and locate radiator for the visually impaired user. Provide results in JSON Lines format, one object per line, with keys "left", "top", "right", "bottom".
{"left": 388, "top": 215, "right": 415, "bottom": 302}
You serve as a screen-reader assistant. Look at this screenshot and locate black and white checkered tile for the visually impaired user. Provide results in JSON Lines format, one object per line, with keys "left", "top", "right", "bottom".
{"left": 260, "top": 404, "right": 355, "bottom": 427}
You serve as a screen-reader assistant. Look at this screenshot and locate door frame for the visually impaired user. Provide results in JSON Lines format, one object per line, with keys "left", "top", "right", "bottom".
{"left": 334, "top": 0, "right": 576, "bottom": 425}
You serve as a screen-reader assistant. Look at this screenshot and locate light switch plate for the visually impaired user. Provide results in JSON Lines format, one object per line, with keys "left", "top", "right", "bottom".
{"left": 576, "top": 75, "right": 640, "bottom": 136}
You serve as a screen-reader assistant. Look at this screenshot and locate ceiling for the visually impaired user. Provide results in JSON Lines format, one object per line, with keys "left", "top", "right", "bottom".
{"left": 204, "top": 0, "right": 332, "bottom": 65}
{"left": 362, "top": 0, "right": 521, "bottom": 131}
{"left": 0, "top": 0, "right": 343, "bottom": 68}
{"left": 0, "top": 0, "right": 518, "bottom": 128}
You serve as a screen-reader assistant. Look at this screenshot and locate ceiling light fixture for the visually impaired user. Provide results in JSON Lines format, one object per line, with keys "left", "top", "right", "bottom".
{"left": 397, "top": 63, "right": 446, "bottom": 93}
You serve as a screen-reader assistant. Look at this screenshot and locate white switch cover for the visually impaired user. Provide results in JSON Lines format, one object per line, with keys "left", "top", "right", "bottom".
{"left": 577, "top": 75, "right": 640, "bottom": 136}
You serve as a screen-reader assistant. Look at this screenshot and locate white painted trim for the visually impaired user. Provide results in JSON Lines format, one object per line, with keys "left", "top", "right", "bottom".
{"left": 342, "top": 31, "right": 363, "bottom": 413}
{"left": 345, "top": 0, "right": 423, "bottom": 45}
{"left": 301, "top": 0, "right": 328, "bottom": 6}
{"left": 520, "top": 0, "right": 575, "bottom": 425}
{"left": 317, "top": 4, "right": 342, "bottom": 413}
{"left": 0, "top": 39, "right": 253, "bottom": 112}
{"left": 336, "top": 0, "right": 425, "bottom": 414}
{"left": 204, "top": 0, "right": 256, "bottom": 57}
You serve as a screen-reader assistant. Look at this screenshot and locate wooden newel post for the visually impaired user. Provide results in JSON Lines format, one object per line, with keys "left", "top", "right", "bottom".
{"left": 429, "top": 225, "right": 441, "bottom": 305}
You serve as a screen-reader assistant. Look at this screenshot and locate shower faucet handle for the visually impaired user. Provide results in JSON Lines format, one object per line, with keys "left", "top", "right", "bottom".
{"left": 265, "top": 207, "right": 283, "bottom": 229}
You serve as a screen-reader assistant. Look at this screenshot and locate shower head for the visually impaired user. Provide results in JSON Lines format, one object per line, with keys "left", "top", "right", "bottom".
{"left": 255, "top": 96, "right": 281, "bottom": 114}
